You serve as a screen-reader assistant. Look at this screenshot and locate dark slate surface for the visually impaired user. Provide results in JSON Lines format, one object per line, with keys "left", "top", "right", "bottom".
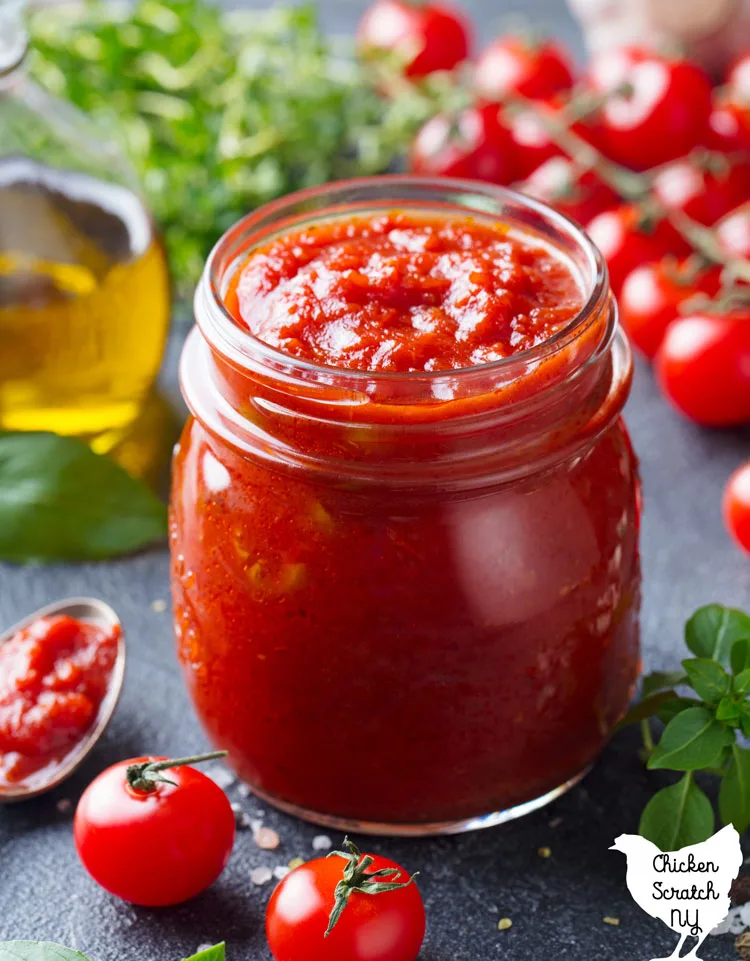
{"left": 2, "top": 2, "right": 750, "bottom": 958}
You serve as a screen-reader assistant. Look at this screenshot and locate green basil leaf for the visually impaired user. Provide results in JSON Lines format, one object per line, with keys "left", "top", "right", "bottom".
{"left": 686, "top": 605, "right": 750, "bottom": 668}
{"left": 682, "top": 657, "right": 731, "bottom": 703}
{"left": 648, "top": 706, "right": 732, "bottom": 771}
{"left": 639, "top": 773, "right": 714, "bottom": 851}
{"left": 642, "top": 671, "right": 688, "bottom": 697}
{"left": 657, "top": 697, "right": 702, "bottom": 726}
{"left": 719, "top": 745, "right": 750, "bottom": 834}
{"left": 735, "top": 668, "right": 750, "bottom": 693}
{"left": 0, "top": 432, "right": 167, "bottom": 562}
{"left": 0, "top": 943, "right": 91, "bottom": 961}
{"left": 716, "top": 696, "right": 742, "bottom": 724}
{"left": 731, "top": 639, "right": 750, "bottom": 675}
{"left": 183, "top": 945, "right": 225, "bottom": 961}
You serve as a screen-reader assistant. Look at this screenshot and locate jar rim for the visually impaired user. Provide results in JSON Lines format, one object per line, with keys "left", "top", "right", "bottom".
{"left": 196, "top": 174, "right": 610, "bottom": 389}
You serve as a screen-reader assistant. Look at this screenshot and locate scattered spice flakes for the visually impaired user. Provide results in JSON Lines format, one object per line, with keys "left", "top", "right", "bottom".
{"left": 603, "top": 917, "right": 620, "bottom": 926}
{"left": 312, "top": 834, "right": 333, "bottom": 852}
{"left": 288, "top": 857, "right": 305, "bottom": 870}
{"left": 736, "top": 931, "right": 750, "bottom": 959}
{"left": 151, "top": 599, "right": 167, "bottom": 613}
{"left": 538, "top": 846, "right": 552, "bottom": 859}
{"left": 250, "top": 866, "right": 274, "bottom": 886}
{"left": 254, "top": 826, "right": 280, "bottom": 850}
{"left": 497, "top": 918, "right": 513, "bottom": 931}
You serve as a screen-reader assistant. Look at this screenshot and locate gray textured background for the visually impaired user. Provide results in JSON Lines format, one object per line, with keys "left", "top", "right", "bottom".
{"left": 2, "top": 1, "right": 749, "bottom": 958}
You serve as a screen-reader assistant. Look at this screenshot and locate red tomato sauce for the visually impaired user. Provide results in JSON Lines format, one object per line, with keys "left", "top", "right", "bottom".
{"left": 172, "top": 206, "right": 640, "bottom": 827}
{"left": 225, "top": 212, "right": 584, "bottom": 372}
{"left": 0, "top": 615, "right": 119, "bottom": 789}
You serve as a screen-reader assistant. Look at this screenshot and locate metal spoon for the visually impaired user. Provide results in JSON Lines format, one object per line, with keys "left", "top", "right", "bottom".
{"left": 0, "top": 596, "right": 125, "bottom": 803}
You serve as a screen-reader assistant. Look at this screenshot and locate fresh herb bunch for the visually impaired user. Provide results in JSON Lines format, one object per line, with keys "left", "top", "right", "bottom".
{"left": 0, "top": 942, "right": 223, "bottom": 961}
{"left": 621, "top": 604, "right": 750, "bottom": 851}
{"left": 28, "top": 0, "right": 453, "bottom": 296}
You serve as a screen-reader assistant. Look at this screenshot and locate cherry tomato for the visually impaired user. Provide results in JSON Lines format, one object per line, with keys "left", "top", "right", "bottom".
{"left": 586, "top": 204, "right": 691, "bottom": 294}
{"left": 587, "top": 48, "right": 712, "bottom": 170}
{"left": 475, "top": 35, "right": 574, "bottom": 101}
{"left": 652, "top": 157, "right": 750, "bottom": 227}
{"left": 410, "top": 103, "right": 517, "bottom": 183}
{"left": 727, "top": 52, "right": 750, "bottom": 100}
{"left": 521, "top": 157, "right": 617, "bottom": 225}
{"left": 723, "top": 461, "right": 750, "bottom": 554}
{"left": 717, "top": 204, "right": 750, "bottom": 260}
{"left": 708, "top": 94, "right": 750, "bottom": 154}
{"left": 266, "top": 839, "right": 425, "bottom": 961}
{"left": 74, "top": 754, "right": 236, "bottom": 906}
{"left": 619, "top": 260, "right": 721, "bottom": 359}
{"left": 505, "top": 105, "right": 561, "bottom": 179}
{"left": 655, "top": 309, "right": 750, "bottom": 426}
{"left": 357, "top": 0, "right": 469, "bottom": 78}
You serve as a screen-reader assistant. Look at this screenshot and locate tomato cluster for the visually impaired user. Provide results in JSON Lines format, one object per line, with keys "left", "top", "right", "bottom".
{"left": 357, "top": 2, "right": 750, "bottom": 554}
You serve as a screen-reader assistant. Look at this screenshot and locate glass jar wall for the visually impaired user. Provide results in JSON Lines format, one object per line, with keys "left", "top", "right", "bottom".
{"left": 170, "top": 177, "right": 641, "bottom": 835}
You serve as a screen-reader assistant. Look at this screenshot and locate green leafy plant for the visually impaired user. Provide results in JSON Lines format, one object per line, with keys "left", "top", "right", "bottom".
{"left": 28, "top": 0, "right": 456, "bottom": 297}
{"left": 619, "top": 604, "right": 750, "bottom": 850}
{"left": 0, "top": 943, "right": 224, "bottom": 961}
{"left": 0, "top": 431, "right": 167, "bottom": 562}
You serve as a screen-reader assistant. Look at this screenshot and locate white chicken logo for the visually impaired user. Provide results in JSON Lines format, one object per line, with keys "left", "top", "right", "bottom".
{"left": 610, "top": 825, "right": 742, "bottom": 961}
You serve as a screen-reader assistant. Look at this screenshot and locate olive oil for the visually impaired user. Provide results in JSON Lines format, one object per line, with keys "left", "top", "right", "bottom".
{"left": 0, "top": 157, "right": 170, "bottom": 440}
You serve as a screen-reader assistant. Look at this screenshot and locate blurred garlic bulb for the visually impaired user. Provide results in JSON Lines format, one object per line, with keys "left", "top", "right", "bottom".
{"left": 567, "top": 0, "right": 750, "bottom": 76}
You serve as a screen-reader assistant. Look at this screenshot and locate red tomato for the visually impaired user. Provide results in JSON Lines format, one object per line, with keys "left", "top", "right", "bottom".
{"left": 717, "top": 204, "right": 750, "bottom": 260}
{"left": 266, "top": 839, "right": 425, "bottom": 961}
{"left": 357, "top": 0, "right": 469, "bottom": 78}
{"left": 475, "top": 35, "right": 574, "bottom": 101}
{"left": 708, "top": 95, "right": 750, "bottom": 154}
{"left": 74, "top": 754, "right": 236, "bottom": 906}
{"left": 652, "top": 158, "right": 750, "bottom": 227}
{"left": 655, "top": 309, "right": 750, "bottom": 426}
{"left": 410, "top": 103, "right": 518, "bottom": 183}
{"left": 586, "top": 204, "right": 691, "bottom": 294}
{"left": 619, "top": 260, "right": 721, "bottom": 359}
{"left": 521, "top": 157, "right": 617, "bottom": 225}
{"left": 587, "top": 48, "right": 712, "bottom": 170}
{"left": 727, "top": 52, "right": 750, "bottom": 101}
{"left": 505, "top": 105, "right": 561, "bottom": 179}
{"left": 724, "top": 461, "right": 750, "bottom": 553}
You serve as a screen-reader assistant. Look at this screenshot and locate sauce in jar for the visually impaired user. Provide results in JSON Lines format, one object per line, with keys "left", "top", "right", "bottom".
{"left": 172, "top": 178, "right": 641, "bottom": 833}
{"left": 0, "top": 614, "right": 120, "bottom": 790}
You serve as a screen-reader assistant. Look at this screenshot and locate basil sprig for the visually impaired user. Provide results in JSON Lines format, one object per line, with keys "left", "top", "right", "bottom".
{"left": 0, "top": 943, "right": 224, "bottom": 961}
{"left": 0, "top": 432, "right": 167, "bottom": 562}
{"left": 620, "top": 604, "right": 750, "bottom": 850}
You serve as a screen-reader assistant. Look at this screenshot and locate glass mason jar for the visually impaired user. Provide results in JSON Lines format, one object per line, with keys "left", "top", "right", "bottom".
{"left": 171, "top": 177, "right": 641, "bottom": 835}
{"left": 0, "top": 0, "right": 170, "bottom": 450}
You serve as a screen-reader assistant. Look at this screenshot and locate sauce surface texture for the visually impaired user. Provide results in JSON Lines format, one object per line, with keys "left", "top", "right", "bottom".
{"left": 0, "top": 615, "right": 119, "bottom": 789}
{"left": 226, "top": 211, "right": 584, "bottom": 372}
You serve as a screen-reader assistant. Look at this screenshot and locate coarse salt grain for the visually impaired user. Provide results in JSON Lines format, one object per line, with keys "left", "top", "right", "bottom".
{"left": 231, "top": 803, "right": 252, "bottom": 829}
{"left": 273, "top": 866, "right": 291, "bottom": 880}
{"left": 255, "top": 826, "right": 280, "bottom": 850}
{"left": 251, "top": 866, "right": 274, "bottom": 886}
{"left": 548, "top": 817, "right": 563, "bottom": 829}
{"left": 56, "top": 798, "right": 72, "bottom": 814}
{"left": 151, "top": 599, "right": 167, "bottom": 613}
{"left": 237, "top": 783, "right": 252, "bottom": 798}
{"left": 312, "top": 835, "right": 333, "bottom": 851}
{"left": 207, "top": 766, "right": 236, "bottom": 790}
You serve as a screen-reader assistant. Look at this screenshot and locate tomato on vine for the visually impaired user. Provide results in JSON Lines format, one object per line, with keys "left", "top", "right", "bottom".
{"left": 521, "top": 157, "right": 616, "bottom": 225}
{"left": 724, "top": 461, "right": 750, "bottom": 554}
{"left": 475, "top": 34, "right": 574, "bottom": 101}
{"left": 587, "top": 47, "right": 712, "bottom": 170}
{"left": 708, "top": 93, "right": 750, "bottom": 154}
{"left": 266, "top": 838, "right": 425, "bottom": 961}
{"left": 717, "top": 205, "right": 750, "bottom": 260}
{"left": 74, "top": 751, "right": 236, "bottom": 906}
{"left": 726, "top": 51, "right": 750, "bottom": 100}
{"left": 652, "top": 157, "right": 750, "bottom": 227}
{"left": 357, "top": 0, "right": 470, "bottom": 78}
{"left": 586, "top": 204, "right": 691, "bottom": 294}
{"left": 655, "top": 309, "right": 750, "bottom": 427}
{"left": 410, "top": 103, "right": 517, "bottom": 182}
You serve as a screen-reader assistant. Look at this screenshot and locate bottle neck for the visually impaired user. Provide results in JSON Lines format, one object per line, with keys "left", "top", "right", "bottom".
{"left": 0, "top": 0, "right": 27, "bottom": 77}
